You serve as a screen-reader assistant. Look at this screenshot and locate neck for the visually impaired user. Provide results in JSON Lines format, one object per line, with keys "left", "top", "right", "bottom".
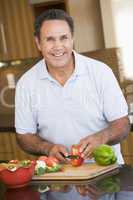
{"left": 47, "top": 56, "right": 75, "bottom": 86}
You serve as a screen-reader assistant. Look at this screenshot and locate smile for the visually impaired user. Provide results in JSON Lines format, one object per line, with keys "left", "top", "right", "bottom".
{"left": 52, "top": 52, "right": 65, "bottom": 57}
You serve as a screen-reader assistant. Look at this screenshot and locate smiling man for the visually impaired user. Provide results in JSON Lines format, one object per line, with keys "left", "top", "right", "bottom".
{"left": 35, "top": 18, "right": 74, "bottom": 86}
{"left": 15, "top": 9, "right": 130, "bottom": 164}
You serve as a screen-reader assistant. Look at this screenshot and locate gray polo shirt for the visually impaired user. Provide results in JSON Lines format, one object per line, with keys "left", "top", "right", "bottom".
{"left": 15, "top": 52, "right": 128, "bottom": 164}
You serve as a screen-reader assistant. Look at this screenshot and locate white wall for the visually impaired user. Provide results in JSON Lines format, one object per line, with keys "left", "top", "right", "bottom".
{"left": 100, "top": 0, "right": 133, "bottom": 80}
{"left": 112, "top": 0, "right": 133, "bottom": 80}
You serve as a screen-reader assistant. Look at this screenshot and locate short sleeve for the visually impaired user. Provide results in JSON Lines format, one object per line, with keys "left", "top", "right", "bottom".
{"left": 101, "top": 68, "right": 128, "bottom": 121}
{"left": 15, "top": 80, "right": 37, "bottom": 134}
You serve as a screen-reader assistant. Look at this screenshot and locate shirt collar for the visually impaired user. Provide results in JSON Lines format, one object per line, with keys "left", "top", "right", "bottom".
{"left": 72, "top": 50, "right": 87, "bottom": 77}
{"left": 37, "top": 59, "right": 51, "bottom": 80}
{"left": 37, "top": 50, "right": 87, "bottom": 80}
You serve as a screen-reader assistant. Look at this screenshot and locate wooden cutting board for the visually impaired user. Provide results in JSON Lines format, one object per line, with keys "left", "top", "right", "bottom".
{"left": 32, "top": 163, "right": 119, "bottom": 181}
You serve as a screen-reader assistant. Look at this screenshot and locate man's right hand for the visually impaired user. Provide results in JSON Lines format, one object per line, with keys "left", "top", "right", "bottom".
{"left": 49, "top": 144, "right": 69, "bottom": 163}
{"left": 16, "top": 133, "right": 69, "bottom": 163}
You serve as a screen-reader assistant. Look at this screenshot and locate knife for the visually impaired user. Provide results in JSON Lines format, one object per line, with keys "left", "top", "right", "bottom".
{"left": 64, "top": 155, "right": 81, "bottom": 159}
{"left": 60, "top": 152, "right": 81, "bottom": 159}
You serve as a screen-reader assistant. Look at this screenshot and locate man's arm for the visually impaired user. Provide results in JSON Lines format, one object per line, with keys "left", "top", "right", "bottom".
{"left": 16, "top": 133, "right": 53, "bottom": 156}
{"left": 79, "top": 116, "right": 130, "bottom": 159}
{"left": 102, "top": 116, "right": 130, "bottom": 145}
{"left": 16, "top": 133, "right": 68, "bottom": 161}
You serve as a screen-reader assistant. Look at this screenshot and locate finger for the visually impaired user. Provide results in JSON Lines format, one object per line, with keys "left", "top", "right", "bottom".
{"left": 81, "top": 145, "right": 93, "bottom": 159}
{"left": 61, "top": 150, "right": 69, "bottom": 158}
{"left": 86, "top": 154, "right": 93, "bottom": 160}
{"left": 59, "top": 146, "right": 69, "bottom": 157}
{"left": 59, "top": 152, "right": 69, "bottom": 163}
{"left": 56, "top": 152, "right": 68, "bottom": 162}
{"left": 79, "top": 141, "right": 88, "bottom": 154}
{"left": 76, "top": 186, "right": 86, "bottom": 196}
{"left": 87, "top": 184, "right": 98, "bottom": 195}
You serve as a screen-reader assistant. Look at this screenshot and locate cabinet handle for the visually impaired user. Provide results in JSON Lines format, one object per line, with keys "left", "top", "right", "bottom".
{"left": 0, "top": 23, "right": 7, "bottom": 54}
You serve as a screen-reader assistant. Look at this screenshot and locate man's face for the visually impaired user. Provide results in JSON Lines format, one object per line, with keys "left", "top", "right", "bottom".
{"left": 35, "top": 20, "right": 74, "bottom": 70}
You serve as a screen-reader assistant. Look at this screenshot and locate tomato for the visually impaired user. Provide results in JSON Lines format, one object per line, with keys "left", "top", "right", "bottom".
{"left": 9, "top": 160, "right": 19, "bottom": 164}
{"left": 38, "top": 156, "right": 59, "bottom": 167}
{"left": 70, "top": 157, "right": 84, "bottom": 167}
{"left": 31, "top": 160, "right": 36, "bottom": 165}
{"left": 71, "top": 144, "right": 81, "bottom": 157}
{"left": 45, "top": 157, "right": 59, "bottom": 167}
{"left": 38, "top": 156, "right": 48, "bottom": 163}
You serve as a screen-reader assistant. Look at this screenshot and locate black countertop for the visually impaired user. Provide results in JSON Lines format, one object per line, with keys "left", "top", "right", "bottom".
{"left": 1, "top": 124, "right": 133, "bottom": 132}
{"left": 0, "top": 165, "right": 133, "bottom": 200}
{"left": 131, "top": 123, "right": 133, "bottom": 131}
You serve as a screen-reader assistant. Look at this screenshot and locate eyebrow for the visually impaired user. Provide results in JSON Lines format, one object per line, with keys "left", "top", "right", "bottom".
{"left": 45, "top": 33, "right": 69, "bottom": 40}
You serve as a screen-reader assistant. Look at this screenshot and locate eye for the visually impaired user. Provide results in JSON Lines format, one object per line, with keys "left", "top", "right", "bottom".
{"left": 46, "top": 37, "right": 55, "bottom": 42}
{"left": 61, "top": 35, "right": 68, "bottom": 41}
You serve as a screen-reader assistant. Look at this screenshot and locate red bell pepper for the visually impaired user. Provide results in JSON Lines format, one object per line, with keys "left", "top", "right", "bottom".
{"left": 70, "top": 144, "right": 84, "bottom": 167}
{"left": 70, "top": 156, "right": 84, "bottom": 167}
{"left": 71, "top": 144, "right": 81, "bottom": 157}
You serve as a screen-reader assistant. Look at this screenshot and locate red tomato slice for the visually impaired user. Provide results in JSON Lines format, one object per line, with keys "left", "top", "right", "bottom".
{"left": 45, "top": 156, "right": 59, "bottom": 167}
{"left": 38, "top": 156, "right": 48, "bottom": 163}
{"left": 9, "top": 159, "right": 19, "bottom": 164}
{"left": 31, "top": 160, "right": 36, "bottom": 165}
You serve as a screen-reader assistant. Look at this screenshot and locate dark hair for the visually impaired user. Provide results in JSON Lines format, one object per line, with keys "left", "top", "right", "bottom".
{"left": 34, "top": 9, "right": 74, "bottom": 39}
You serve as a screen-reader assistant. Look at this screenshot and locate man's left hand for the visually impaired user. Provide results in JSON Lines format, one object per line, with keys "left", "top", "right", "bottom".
{"left": 78, "top": 133, "right": 104, "bottom": 159}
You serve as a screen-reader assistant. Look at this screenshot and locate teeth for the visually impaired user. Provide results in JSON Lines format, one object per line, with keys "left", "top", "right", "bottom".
{"left": 53, "top": 53, "right": 64, "bottom": 57}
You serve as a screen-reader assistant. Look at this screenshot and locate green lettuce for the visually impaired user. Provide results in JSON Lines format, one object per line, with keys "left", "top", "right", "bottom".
{"left": 93, "top": 144, "right": 117, "bottom": 166}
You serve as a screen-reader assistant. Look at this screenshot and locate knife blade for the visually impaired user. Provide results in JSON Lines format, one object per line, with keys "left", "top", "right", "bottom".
{"left": 65, "top": 155, "right": 81, "bottom": 159}
{"left": 60, "top": 152, "right": 81, "bottom": 159}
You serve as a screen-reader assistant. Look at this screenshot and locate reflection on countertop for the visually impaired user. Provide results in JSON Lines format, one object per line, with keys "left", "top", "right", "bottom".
{"left": 0, "top": 165, "right": 133, "bottom": 200}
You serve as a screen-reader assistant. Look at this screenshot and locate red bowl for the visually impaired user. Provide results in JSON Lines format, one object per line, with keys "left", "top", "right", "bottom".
{"left": 0, "top": 163, "right": 35, "bottom": 188}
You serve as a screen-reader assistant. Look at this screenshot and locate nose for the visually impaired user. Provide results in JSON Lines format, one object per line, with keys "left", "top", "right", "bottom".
{"left": 53, "top": 39, "right": 63, "bottom": 49}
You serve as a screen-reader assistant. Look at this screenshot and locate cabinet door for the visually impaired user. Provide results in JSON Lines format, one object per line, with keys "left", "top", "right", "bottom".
{"left": 121, "top": 132, "right": 133, "bottom": 165}
{"left": 0, "top": 1, "right": 8, "bottom": 60}
{"left": 0, "top": 132, "right": 37, "bottom": 160}
{"left": 0, "top": 0, "right": 39, "bottom": 61}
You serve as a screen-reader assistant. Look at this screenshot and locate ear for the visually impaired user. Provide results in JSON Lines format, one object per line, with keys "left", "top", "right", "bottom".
{"left": 72, "top": 37, "right": 74, "bottom": 48}
{"left": 35, "top": 37, "right": 41, "bottom": 51}
{"left": 70, "top": 34, "right": 74, "bottom": 47}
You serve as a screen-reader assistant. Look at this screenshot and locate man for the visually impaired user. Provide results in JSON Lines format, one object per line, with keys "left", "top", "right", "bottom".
{"left": 15, "top": 9, "right": 130, "bottom": 163}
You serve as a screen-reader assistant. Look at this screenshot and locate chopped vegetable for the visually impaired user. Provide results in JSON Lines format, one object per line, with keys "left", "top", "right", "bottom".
{"left": 46, "top": 164, "right": 62, "bottom": 173}
{"left": 0, "top": 159, "right": 34, "bottom": 172}
{"left": 38, "top": 156, "right": 59, "bottom": 166}
{"left": 45, "top": 156, "right": 59, "bottom": 167}
{"left": 35, "top": 160, "right": 46, "bottom": 176}
{"left": 35, "top": 167, "right": 46, "bottom": 176}
{"left": 93, "top": 144, "right": 117, "bottom": 166}
{"left": 7, "top": 164, "right": 18, "bottom": 171}
{"left": 19, "top": 160, "right": 32, "bottom": 167}
{"left": 38, "top": 156, "right": 48, "bottom": 163}
{"left": 36, "top": 156, "right": 62, "bottom": 175}
{"left": 9, "top": 160, "right": 19, "bottom": 164}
